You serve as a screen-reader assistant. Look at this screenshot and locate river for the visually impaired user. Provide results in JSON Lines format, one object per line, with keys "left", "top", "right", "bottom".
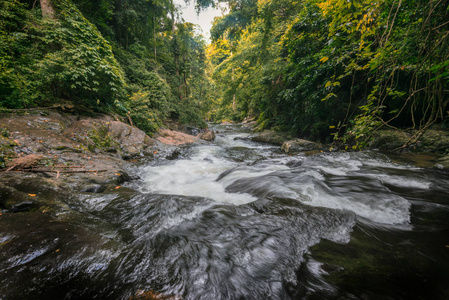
{"left": 1, "top": 124, "right": 449, "bottom": 299}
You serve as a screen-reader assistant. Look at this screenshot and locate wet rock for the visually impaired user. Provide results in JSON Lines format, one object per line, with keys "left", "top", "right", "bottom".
{"left": 155, "top": 128, "right": 197, "bottom": 145}
{"left": 368, "top": 130, "right": 409, "bottom": 151}
{"left": 249, "top": 130, "right": 289, "bottom": 145}
{"left": 435, "top": 156, "right": 449, "bottom": 169}
{"left": 200, "top": 129, "right": 215, "bottom": 141}
{"left": 369, "top": 129, "right": 449, "bottom": 153}
{"left": 0, "top": 184, "right": 31, "bottom": 210}
{"left": 80, "top": 184, "right": 107, "bottom": 193}
{"left": 9, "top": 201, "right": 35, "bottom": 213}
{"left": 166, "top": 149, "right": 182, "bottom": 160}
{"left": 111, "top": 171, "right": 130, "bottom": 185}
{"left": 185, "top": 126, "right": 201, "bottom": 136}
{"left": 281, "top": 139, "right": 322, "bottom": 153}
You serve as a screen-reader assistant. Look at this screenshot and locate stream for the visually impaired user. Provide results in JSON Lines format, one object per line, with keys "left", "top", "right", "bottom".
{"left": 1, "top": 124, "right": 449, "bottom": 299}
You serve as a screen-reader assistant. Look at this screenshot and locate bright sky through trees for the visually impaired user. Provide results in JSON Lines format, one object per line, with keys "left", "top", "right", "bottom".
{"left": 174, "top": 0, "right": 226, "bottom": 41}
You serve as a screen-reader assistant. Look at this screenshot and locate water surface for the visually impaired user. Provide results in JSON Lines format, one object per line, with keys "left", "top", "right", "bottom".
{"left": 1, "top": 125, "right": 448, "bottom": 299}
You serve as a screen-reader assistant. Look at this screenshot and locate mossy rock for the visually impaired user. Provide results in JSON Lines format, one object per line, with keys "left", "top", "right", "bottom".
{"left": 435, "top": 156, "right": 449, "bottom": 169}
{"left": 281, "top": 139, "right": 323, "bottom": 153}
{"left": 249, "top": 130, "right": 290, "bottom": 145}
{"left": 418, "top": 130, "right": 449, "bottom": 153}
{"left": 368, "top": 130, "right": 409, "bottom": 151}
{"left": 369, "top": 129, "right": 449, "bottom": 153}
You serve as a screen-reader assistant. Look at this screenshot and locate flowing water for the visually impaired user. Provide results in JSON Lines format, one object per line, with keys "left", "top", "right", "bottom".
{"left": 1, "top": 125, "right": 449, "bottom": 299}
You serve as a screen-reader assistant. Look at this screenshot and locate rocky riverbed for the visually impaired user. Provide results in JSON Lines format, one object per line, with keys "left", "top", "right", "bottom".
{"left": 0, "top": 110, "right": 209, "bottom": 215}
{"left": 1, "top": 115, "right": 449, "bottom": 299}
{"left": 2, "top": 111, "right": 449, "bottom": 216}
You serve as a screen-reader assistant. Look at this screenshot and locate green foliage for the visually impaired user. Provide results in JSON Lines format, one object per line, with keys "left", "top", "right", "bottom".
{"left": 43, "top": 0, "right": 126, "bottom": 107}
{"left": 1, "top": 0, "right": 211, "bottom": 135}
{"left": 87, "top": 124, "right": 118, "bottom": 152}
{"left": 1, "top": 126, "right": 9, "bottom": 138}
{"left": 0, "top": 0, "right": 36, "bottom": 108}
{"left": 0, "top": 0, "right": 126, "bottom": 110}
{"left": 127, "top": 90, "right": 166, "bottom": 135}
{"left": 208, "top": 0, "right": 449, "bottom": 145}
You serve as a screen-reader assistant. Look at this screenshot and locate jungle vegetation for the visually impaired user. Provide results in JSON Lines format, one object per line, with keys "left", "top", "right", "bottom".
{"left": 208, "top": 0, "right": 449, "bottom": 146}
{"left": 0, "top": 0, "right": 213, "bottom": 134}
{"left": 1, "top": 0, "right": 448, "bottom": 146}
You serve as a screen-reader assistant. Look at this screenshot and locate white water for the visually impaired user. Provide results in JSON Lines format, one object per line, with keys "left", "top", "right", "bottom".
{"left": 139, "top": 128, "right": 415, "bottom": 225}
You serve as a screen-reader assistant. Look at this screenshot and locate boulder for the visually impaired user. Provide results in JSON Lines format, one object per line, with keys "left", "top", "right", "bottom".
{"left": 155, "top": 128, "right": 197, "bottom": 145}
{"left": 281, "top": 139, "right": 322, "bottom": 153}
{"left": 200, "top": 129, "right": 215, "bottom": 141}
{"left": 369, "top": 129, "right": 449, "bottom": 153}
{"left": 368, "top": 130, "right": 409, "bottom": 151}
{"left": 249, "top": 130, "right": 289, "bottom": 145}
{"left": 109, "top": 121, "right": 154, "bottom": 156}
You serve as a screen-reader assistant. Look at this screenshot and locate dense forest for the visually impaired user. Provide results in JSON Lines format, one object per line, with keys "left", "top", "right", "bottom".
{"left": 0, "top": 0, "right": 213, "bottom": 135}
{"left": 1, "top": 0, "right": 448, "bottom": 146}
{"left": 208, "top": 0, "right": 449, "bottom": 146}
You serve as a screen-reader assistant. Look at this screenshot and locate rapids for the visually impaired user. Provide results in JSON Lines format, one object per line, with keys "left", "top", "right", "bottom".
{"left": 1, "top": 124, "right": 448, "bottom": 299}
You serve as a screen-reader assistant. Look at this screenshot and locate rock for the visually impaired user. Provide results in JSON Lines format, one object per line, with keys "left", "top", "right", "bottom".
{"left": 435, "top": 155, "right": 449, "bottom": 169}
{"left": 369, "top": 129, "right": 449, "bottom": 153}
{"left": 368, "top": 130, "right": 409, "bottom": 151}
{"left": 0, "top": 184, "right": 31, "bottom": 210}
{"left": 241, "top": 117, "right": 255, "bottom": 124}
{"left": 417, "top": 130, "right": 449, "bottom": 153}
{"left": 80, "top": 184, "right": 107, "bottom": 193}
{"left": 109, "top": 121, "right": 154, "bottom": 156}
{"left": 220, "top": 121, "right": 233, "bottom": 125}
{"left": 9, "top": 201, "right": 36, "bottom": 213}
{"left": 166, "top": 149, "right": 182, "bottom": 160}
{"left": 110, "top": 171, "right": 130, "bottom": 185}
{"left": 200, "top": 129, "right": 215, "bottom": 141}
{"left": 184, "top": 126, "right": 201, "bottom": 136}
{"left": 155, "top": 128, "right": 197, "bottom": 145}
{"left": 281, "top": 139, "right": 322, "bottom": 153}
{"left": 249, "top": 130, "right": 289, "bottom": 145}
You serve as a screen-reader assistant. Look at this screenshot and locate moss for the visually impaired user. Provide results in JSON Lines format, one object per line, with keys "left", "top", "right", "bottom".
{"left": 0, "top": 136, "right": 16, "bottom": 168}
{"left": 87, "top": 124, "right": 118, "bottom": 152}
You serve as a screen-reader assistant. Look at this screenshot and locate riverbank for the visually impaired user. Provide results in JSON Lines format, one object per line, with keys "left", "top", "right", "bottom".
{"left": 0, "top": 110, "right": 205, "bottom": 214}
{"left": 2, "top": 112, "right": 449, "bottom": 215}
{"left": 243, "top": 126, "right": 449, "bottom": 169}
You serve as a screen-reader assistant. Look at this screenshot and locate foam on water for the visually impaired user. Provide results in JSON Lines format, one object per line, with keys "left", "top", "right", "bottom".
{"left": 140, "top": 130, "right": 415, "bottom": 224}
{"left": 140, "top": 145, "right": 258, "bottom": 205}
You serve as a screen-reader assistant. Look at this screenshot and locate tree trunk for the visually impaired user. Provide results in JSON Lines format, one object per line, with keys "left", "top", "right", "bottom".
{"left": 40, "top": 0, "right": 56, "bottom": 19}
